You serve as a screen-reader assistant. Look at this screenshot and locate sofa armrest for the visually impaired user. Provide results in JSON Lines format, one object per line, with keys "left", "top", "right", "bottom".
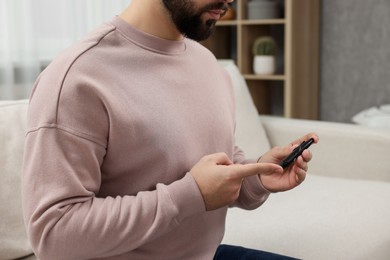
{"left": 259, "top": 116, "right": 390, "bottom": 182}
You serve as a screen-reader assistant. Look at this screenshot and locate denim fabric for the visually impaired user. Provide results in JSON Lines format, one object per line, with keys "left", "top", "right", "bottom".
{"left": 213, "top": 244, "right": 300, "bottom": 260}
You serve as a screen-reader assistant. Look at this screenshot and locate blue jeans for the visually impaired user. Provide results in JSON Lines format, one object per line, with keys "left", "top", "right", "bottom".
{"left": 213, "top": 245, "right": 300, "bottom": 260}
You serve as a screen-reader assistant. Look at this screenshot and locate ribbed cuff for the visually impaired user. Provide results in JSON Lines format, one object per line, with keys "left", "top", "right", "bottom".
{"left": 166, "top": 172, "right": 206, "bottom": 222}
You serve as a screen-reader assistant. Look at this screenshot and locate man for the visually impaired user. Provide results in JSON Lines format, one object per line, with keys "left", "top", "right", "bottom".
{"left": 22, "top": 0, "right": 318, "bottom": 259}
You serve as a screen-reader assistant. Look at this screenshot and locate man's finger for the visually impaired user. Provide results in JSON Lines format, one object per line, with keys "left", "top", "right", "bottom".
{"left": 301, "top": 149, "right": 312, "bottom": 162}
{"left": 294, "top": 165, "right": 307, "bottom": 184}
{"left": 232, "top": 163, "right": 283, "bottom": 179}
{"left": 290, "top": 132, "right": 319, "bottom": 147}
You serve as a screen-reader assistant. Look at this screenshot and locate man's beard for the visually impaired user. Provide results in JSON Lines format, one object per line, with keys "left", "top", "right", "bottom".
{"left": 162, "top": 0, "right": 228, "bottom": 42}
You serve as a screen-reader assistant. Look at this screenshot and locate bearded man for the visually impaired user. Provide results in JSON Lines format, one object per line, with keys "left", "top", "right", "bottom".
{"left": 22, "top": 1, "right": 317, "bottom": 259}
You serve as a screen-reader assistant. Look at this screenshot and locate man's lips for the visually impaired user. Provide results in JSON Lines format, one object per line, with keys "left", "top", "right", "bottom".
{"left": 207, "top": 9, "right": 226, "bottom": 20}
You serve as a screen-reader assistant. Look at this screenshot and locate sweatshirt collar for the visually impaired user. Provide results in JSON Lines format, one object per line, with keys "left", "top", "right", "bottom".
{"left": 109, "top": 16, "right": 187, "bottom": 55}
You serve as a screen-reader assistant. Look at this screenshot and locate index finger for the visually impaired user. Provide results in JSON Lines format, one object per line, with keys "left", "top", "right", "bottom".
{"left": 290, "top": 132, "right": 319, "bottom": 147}
{"left": 232, "top": 163, "right": 283, "bottom": 179}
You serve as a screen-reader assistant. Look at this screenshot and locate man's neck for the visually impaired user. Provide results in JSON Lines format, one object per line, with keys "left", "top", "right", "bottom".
{"left": 119, "top": 0, "right": 184, "bottom": 41}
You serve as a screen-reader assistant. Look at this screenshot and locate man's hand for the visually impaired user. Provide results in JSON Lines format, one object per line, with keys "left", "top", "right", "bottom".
{"left": 258, "top": 133, "right": 319, "bottom": 192}
{"left": 190, "top": 153, "right": 282, "bottom": 211}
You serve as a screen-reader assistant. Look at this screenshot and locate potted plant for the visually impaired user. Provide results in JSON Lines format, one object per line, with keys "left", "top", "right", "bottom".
{"left": 252, "top": 36, "right": 277, "bottom": 75}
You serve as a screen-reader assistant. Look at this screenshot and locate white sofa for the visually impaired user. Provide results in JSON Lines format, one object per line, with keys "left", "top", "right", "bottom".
{"left": 1, "top": 62, "right": 390, "bottom": 260}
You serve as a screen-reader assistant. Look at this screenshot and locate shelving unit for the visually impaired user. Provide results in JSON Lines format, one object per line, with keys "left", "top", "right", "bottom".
{"left": 202, "top": 0, "right": 320, "bottom": 119}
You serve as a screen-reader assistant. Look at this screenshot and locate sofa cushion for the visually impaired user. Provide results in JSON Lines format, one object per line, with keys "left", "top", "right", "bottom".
{"left": 0, "top": 100, "right": 34, "bottom": 259}
{"left": 223, "top": 174, "right": 390, "bottom": 259}
{"left": 220, "top": 60, "right": 271, "bottom": 158}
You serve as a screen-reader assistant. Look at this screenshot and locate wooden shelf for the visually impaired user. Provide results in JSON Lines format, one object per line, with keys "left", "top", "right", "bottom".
{"left": 216, "top": 20, "right": 238, "bottom": 26}
{"left": 202, "top": 0, "right": 320, "bottom": 119}
{"left": 243, "top": 74, "right": 286, "bottom": 81}
{"left": 240, "top": 19, "right": 286, "bottom": 25}
{"left": 217, "top": 19, "right": 286, "bottom": 26}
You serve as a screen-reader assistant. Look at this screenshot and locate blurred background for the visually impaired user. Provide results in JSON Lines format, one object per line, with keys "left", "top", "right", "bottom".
{"left": 0, "top": 0, "right": 128, "bottom": 99}
{"left": 0, "top": 0, "right": 389, "bottom": 123}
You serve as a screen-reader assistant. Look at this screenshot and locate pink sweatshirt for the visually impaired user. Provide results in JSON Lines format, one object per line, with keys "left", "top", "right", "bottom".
{"left": 22, "top": 16, "right": 270, "bottom": 260}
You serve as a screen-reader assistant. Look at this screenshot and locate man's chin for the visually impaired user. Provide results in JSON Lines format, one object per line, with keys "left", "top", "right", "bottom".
{"left": 184, "top": 26, "right": 215, "bottom": 42}
{"left": 179, "top": 17, "right": 217, "bottom": 41}
{"left": 205, "top": 19, "right": 217, "bottom": 27}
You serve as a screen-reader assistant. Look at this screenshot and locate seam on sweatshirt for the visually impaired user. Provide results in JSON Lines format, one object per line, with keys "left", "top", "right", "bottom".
{"left": 26, "top": 124, "right": 107, "bottom": 148}
{"left": 54, "top": 25, "right": 117, "bottom": 125}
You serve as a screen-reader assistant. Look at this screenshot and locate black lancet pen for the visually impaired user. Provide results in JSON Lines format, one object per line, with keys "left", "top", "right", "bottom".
{"left": 280, "top": 138, "right": 315, "bottom": 169}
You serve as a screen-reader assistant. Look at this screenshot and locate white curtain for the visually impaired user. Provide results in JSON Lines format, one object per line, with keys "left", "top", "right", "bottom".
{"left": 0, "top": 0, "right": 130, "bottom": 100}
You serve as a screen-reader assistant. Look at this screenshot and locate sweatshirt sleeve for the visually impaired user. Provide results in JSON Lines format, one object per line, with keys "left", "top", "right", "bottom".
{"left": 231, "top": 146, "right": 271, "bottom": 210}
{"left": 22, "top": 127, "right": 205, "bottom": 260}
{"left": 19, "top": 38, "right": 210, "bottom": 258}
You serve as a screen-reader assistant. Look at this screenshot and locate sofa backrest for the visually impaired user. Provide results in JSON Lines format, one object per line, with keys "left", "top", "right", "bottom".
{"left": 220, "top": 60, "right": 271, "bottom": 157}
{"left": 0, "top": 100, "right": 34, "bottom": 259}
